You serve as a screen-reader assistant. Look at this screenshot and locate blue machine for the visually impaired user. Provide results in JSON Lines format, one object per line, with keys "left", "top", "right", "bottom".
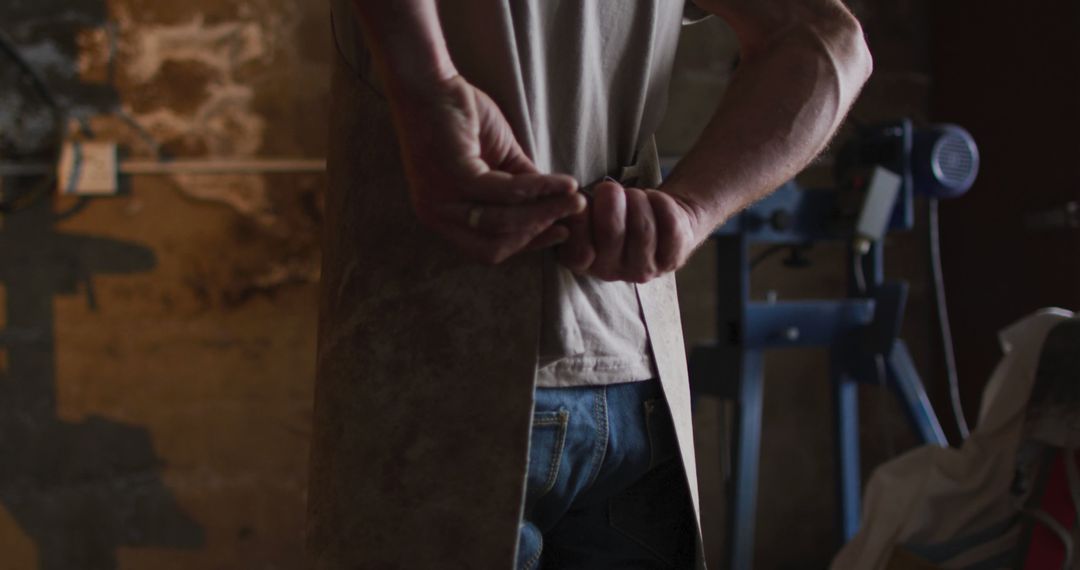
{"left": 689, "top": 120, "right": 979, "bottom": 570}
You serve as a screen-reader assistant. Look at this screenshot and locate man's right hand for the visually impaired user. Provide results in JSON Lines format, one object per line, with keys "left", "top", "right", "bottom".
{"left": 389, "top": 74, "right": 585, "bottom": 265}
{"left": 353, "top": 0, "right": 583, "bottom": 265}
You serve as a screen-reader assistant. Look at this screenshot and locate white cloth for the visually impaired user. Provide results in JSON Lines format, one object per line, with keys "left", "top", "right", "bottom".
{"left": 831, "top": 308, "right": 1078, "bottom": 569}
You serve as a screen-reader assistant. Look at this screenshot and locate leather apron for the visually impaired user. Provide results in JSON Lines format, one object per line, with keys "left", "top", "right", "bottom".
{"left": 307, "top": 47, "right": 705, "bottom": 570}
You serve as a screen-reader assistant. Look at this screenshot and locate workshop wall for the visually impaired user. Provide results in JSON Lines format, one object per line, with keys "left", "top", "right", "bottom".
{"left": 0, "top": 1, "right": 945, "bottom": 569}
{"left": 0, "top": 0, "right": 329, "bottom": 568}
{"left": 933, "top": 2, "right": 1080, "bottom": 411}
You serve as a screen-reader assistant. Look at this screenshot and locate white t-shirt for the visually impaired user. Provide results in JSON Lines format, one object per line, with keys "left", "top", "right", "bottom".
{"left": 331, "top": 0, "right": 701, "bottom": 387}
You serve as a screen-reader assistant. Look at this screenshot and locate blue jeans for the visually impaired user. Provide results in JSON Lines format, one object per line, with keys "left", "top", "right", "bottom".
{"left": 517, "top": 379, "right": 696, "bottom": 569}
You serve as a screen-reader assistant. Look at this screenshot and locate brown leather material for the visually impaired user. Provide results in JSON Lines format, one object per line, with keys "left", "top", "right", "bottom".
{"left": 307, "top": 51, "right": 706, "bottom": 570}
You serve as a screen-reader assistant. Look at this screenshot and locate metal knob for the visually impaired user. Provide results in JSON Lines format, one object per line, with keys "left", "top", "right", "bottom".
{"left": 770, "top": 209, "right": 793, "bottom": 231}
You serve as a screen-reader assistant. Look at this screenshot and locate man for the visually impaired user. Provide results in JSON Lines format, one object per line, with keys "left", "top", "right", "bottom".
{"left": 308, "top": 1, "right": 871, "bottom": 568}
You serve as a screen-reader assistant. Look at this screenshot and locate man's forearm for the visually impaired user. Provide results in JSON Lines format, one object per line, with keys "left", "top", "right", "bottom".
{"left": 662, "top": 1, "right": 873, "bottom": 240}
{"left": 350, "top": 0, "right": 457, "bottom": 101}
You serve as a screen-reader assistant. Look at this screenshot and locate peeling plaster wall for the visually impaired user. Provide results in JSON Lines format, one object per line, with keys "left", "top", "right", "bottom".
{"left": 0, "top": 0, "right": 329, "bottom": 567}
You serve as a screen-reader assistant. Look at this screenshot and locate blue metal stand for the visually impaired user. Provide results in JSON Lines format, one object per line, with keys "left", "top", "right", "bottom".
{"left": 689, "top": 181, "right": 949, "bottom": 570}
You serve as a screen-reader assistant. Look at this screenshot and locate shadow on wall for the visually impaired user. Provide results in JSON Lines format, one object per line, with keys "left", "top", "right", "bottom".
{"left": 1, "top": 1, "right": 204, "bottom": 567}
{"left": 0, "top": 187, "right": 204, "bottom": 570}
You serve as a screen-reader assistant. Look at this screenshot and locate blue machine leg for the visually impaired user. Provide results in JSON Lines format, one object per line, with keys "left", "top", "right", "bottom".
{"left": 728, "top": 349, "right": 764, "bottom": 570}
{"left": 832, "top": 354, "right": 861, "bottom": 542}
{"left": 889, "top": 341, "right": 949, "bottom": 447}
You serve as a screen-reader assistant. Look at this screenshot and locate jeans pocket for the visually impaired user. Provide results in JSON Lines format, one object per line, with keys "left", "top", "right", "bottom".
{"left": 644, "top": 398, "right": 678, "bottom": 471}
{"left": 526, "top": 409, "right": 569, "bottom": 505}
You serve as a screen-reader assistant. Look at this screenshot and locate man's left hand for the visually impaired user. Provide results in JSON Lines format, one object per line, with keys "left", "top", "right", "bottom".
{"left": 557, "top": 180, "right": 705, "bottom": 283}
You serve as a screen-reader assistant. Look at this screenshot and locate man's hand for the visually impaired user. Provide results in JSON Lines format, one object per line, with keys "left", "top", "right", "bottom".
{"left": 351, "top": 0, "right": 584, "bottom": 265}
{"left": 392, "top": 75, "right": 585, "bottom": 265}
{"left": 557, "top": 181, "right": 703, "bottom": 283}
{"left": 557, "top": 0, "right": 872, "bottom": 284}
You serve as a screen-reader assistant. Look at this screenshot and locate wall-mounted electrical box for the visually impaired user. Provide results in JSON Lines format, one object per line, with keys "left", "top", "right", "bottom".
{"left": 58, "top": 142, "right": 119, "bottom": 196}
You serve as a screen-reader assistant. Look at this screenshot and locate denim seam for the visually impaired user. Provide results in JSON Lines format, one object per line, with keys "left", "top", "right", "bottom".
{"left": 584, "top": 386, "right": 609, "bottom": 491}
{"left": 522, "top": 529, "right": 543, "bottom": 570}
{"left": 531, "top": 410, "right": 569, "bottom": 501}
{"left": 533, "top": 416, "right": 562, "bottom": 427}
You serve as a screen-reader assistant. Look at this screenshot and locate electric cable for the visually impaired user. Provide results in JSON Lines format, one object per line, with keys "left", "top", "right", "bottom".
{"left": 750, "top": 244, "right": 788, "bottom": 269}
{"left": 751, "top": 243, "right": 814, "bottom": 270}
{"left": 2, "top": 21, "right": 324, "bottom": 214}
{"left": 0, "top": 26, "right": 93, "bottom": 140}
{"left": 0, "top": 21, "right": 150, "bottom": 219}
{"left": 0, "top": 26, "right": 60, "bottom": 110}
{"left": 852, "top": 249, "right": 867, "bottom": 295}
{"left": 53, "top": 196, "right": 91, "bottom": 222}
{"left": 102, "top": 19, "right": 164, "bottom": 159}
{"left": 1020, "top": 507, "right": 1074, "bottom": 570}
{"left": 0, "top": 25, "right": 64, "bottom": 212}
{"left": 928, "top": 197, "right": 971, "bottom": 440}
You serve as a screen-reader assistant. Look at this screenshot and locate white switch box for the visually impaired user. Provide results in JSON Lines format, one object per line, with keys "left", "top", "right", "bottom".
{"left": 58, "top": 142, "right": 119, "bottom": 196}
{"left": 855, "top": 166, "right": 902, "bottom": 246}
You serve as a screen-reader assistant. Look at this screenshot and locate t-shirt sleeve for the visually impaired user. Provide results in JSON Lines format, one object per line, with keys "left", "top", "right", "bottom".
{"left": 683, "top": 0, "right": 712, "bottom": 25}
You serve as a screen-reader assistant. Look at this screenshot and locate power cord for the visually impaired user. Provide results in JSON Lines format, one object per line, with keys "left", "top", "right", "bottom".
{"left": 0, "top": 25, "right": 64, "bottom": 213}
{"left": 0, "top": 22, "right": 156, "bottom": 218}
{"left": 852, "top": 249, "right": 868, "bottom": 295}
{"left": 751, "top": 243, "right": 813, "bottom": 270}
{"left": 928, "top": 197, "right": 971, "bottom": 441}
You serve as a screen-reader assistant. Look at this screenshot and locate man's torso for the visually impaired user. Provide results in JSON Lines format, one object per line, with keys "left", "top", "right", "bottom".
{"left": 330, "top": 0, "right": 690, "bottom": 387}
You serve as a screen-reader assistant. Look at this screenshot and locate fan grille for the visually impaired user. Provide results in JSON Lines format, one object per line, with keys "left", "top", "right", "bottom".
{"left": 933, "top": 133, "right": 976, "bottom": 187}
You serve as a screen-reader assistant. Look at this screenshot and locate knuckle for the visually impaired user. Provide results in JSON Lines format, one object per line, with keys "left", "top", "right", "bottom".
{"left": 661, "top": 202, "right": 682, "bottom": 228}
{"left": 635, "top": 215, "right": 652, "bottom": 238}
{"left": 634, "top": 268, "right": 657, "bottom": 284}
{"left": 632, "top": 254, "right": 660, "bottom": 280}
{"left": 563, "top": 244, "right": 595, "bottom": 273}
{"left": 594, "top": 212, "right": 618, "bottom": 236}
{"left": 576, "top": 255, "right": 597, "bottom": 274}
